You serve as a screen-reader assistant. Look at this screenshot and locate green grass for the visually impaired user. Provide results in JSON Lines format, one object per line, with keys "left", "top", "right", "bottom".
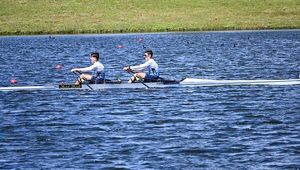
{"left": 0, "top": 0, "right": 299, "bottom": 35}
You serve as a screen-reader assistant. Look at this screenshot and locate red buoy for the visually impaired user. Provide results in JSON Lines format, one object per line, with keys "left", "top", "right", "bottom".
{"left": 138, "top": 38, "right": 144, "bottom": 42}
{"left": 117, "top": 45, "right": 124, "bottom": 49}
{"left": 55, "top": 64, "right": 63, "bottom": 70}
{"left": 10, "top": 79, "right": 17, "bottom": 84}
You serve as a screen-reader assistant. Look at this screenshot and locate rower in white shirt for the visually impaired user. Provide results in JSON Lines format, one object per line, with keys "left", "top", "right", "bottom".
{"left": 123, "top": 49, "right": 159, "bottom": 83}
{"left": 71, "top": 52, "right": 105, "bottom": 84}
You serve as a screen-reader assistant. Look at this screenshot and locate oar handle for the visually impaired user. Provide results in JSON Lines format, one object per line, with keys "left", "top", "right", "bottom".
{"left": 73, "top": 70, "right": 82, "bottom": 75}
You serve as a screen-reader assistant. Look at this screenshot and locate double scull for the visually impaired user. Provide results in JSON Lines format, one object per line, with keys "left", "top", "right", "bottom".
{"left": 0, "top": 78, "right": 299, "bottom": 92}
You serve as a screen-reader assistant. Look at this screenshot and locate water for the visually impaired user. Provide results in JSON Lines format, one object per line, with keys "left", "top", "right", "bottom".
{"left": 0, "top": 30, "right": 300, "bottom": 169}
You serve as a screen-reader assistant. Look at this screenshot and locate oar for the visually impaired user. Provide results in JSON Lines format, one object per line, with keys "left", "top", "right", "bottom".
{"left": 126, "top": 70, "right": 150, "bottom": 89}
{"left": 73, "top": 71, "right": 94, "bottom": 91}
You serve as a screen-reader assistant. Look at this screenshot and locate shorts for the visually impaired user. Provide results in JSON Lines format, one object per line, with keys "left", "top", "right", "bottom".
{"left": 144, "top": 74, "right": 159, "bottom": 82}
{"left": 90, "top": 76, "right": 104, "bottom": 84}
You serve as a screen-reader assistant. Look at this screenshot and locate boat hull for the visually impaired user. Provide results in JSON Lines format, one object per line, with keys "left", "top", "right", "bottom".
{"left": 180, "top": 78, "right": 300, "bottom": 86}
{"left": 1, "top": 78, "right": 299, "bottom": 91}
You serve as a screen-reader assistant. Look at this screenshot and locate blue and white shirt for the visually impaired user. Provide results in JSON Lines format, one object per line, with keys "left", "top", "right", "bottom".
{"left": 130, "top": 59, "right": 159, "bottom": 76}
{"left": 77, "top": 61, "right": 105, "bottom": 79}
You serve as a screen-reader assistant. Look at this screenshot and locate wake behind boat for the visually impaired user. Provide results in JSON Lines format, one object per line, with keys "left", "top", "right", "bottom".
{"left": 0, "top": 78, "right": 300, "bottom": 92}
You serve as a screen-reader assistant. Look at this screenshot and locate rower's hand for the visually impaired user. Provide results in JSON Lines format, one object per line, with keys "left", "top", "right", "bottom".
{"left": 71, "top": 68, "right": 78, "bottom": 72}
{"left": 123, "top": 66, "right": 130, "bottom": 71}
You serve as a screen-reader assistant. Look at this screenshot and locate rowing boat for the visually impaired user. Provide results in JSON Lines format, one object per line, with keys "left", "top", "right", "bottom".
{"left": 0, "top": 78, "right": 299, "bottom": 92}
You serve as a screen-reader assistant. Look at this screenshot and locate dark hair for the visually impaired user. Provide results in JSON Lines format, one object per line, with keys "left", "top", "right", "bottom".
{"left": 144, "top": 49, "right": 153, "bottom": 58}
{"left": 91, "top": 52, "right": 100, "bottom": 61}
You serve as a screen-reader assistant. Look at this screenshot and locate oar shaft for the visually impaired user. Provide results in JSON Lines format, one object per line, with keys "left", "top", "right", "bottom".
{"left": 127, "top": 70, "right": 150, "bottom": 89}
{"left": 73, "top": 71, "right": 94, "bottom": 91}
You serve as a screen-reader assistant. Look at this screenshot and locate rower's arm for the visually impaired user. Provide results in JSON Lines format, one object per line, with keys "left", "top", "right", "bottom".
{"left": 77, "top": 65, "right": 96, "bottom": 72}
{"left": 130, "top": 60, "right": 151, "bottom": 71}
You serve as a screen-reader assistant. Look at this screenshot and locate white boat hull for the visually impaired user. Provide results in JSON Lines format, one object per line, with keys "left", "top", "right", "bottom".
{"left": 0, "top": 78, "right": 299, "bottom": 91}
{"left": 180, "top": 78, "right": 300, "bottom": 86}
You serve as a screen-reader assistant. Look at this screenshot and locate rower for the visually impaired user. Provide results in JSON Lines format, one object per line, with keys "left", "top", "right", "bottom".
{"left": 123, "top": 49, "right": 159, "bottom": 83}
{"left": 71, "top": 52, "right": 105, "bottom": 85}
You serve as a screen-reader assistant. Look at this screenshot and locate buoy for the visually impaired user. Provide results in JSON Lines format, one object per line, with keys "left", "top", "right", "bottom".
{"left": 117, "top": 45, "right": 124, "bottom": 49}
{"left": 55, "top": 64, "right": 63, "bottom": 70}
{"left": 138, "top": 38, "right": 144, "bottom": 42}
{"left": 10, "top": 79, "right": 17, "bottom": 84}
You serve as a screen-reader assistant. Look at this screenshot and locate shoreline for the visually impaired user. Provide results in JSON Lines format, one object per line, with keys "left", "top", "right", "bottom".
{"left": 0, "top": 28, "right": 299, "bottom": 37}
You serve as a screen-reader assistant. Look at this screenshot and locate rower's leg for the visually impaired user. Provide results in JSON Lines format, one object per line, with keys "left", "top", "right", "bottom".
{"left": 128, "top": 75, "right": 136, "bottom": 83}
{"left": 81, "top": 74, "right": 93, "bottom": 81}
{"left": 75, "top": 80, "right": 80, "bottom": 85}
{"left": 75, "top": 74, "right": 93, "bottom": 85}
{"left": 136, "top": 73, "right": 146, "bottom": 79}
{"left": 128, "top": 73, "right": 146, "bottom": 83}
{"left": 74, "top": 78, "right": 82, "bottom": 85}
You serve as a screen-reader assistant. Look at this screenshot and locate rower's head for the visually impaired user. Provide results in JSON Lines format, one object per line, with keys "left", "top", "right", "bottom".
{"left": 144, "top": 49, "right": 153, "bottom": 60}
{"left": 90, "top": 52, "right": 100, "bottom": 63}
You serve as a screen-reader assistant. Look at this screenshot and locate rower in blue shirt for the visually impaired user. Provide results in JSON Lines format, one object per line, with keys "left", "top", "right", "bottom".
{"left": 123, "top": 49, "right": 159, "bottom": 83}
{"left": 71, "top": 52, "right": 105, "bottom": 84}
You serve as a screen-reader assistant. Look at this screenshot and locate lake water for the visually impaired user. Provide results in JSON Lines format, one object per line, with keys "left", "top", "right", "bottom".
{"left": 0, "top": 30, "right": 299, "bottom": 169}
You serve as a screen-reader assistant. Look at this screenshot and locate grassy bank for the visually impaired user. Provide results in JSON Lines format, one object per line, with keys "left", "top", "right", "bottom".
{"left": 0, "top": 0, "right": 299, "bottom": 35}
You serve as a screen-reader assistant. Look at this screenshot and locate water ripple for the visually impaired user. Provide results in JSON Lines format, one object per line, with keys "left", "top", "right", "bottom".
{"left": 0, "top": 31, "right": 300, "bottom": 169}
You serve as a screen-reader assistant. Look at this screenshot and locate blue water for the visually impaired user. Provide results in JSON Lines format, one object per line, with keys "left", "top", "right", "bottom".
{"left": 0, "top": 30, "right": 300, "bottom": 169}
